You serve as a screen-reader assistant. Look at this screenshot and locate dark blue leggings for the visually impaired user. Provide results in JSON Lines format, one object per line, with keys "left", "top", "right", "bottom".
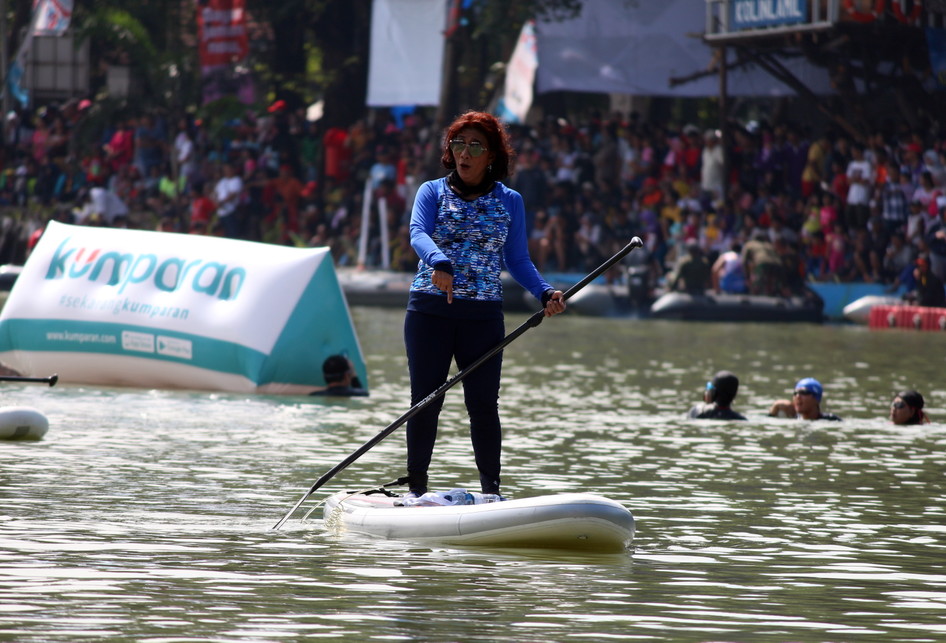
{"left": 404, "top": 310, "right": 505, "bottom": 494}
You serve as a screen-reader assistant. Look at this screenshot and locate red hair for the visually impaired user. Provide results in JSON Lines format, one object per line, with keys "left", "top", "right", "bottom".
{"left": 440, "top": 111, "right": 515, "bottom": 180}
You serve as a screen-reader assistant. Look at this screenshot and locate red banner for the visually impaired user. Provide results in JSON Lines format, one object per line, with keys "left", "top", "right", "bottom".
{"left": 197, "top": 0, "right": 248, "bottom": 69}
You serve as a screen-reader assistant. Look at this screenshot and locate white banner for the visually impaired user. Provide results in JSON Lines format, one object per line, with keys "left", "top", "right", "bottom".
{"left": 0, "top": 222, "right": 366, "bottom": 394}
{"left": 535, "top": 0, "right": 832, "bottom": 98}
{"left": 367, "top": 0, "right": 447, "bottom": 106}
{"left": 497, "top": 20, "right": 537, "bottom": 123}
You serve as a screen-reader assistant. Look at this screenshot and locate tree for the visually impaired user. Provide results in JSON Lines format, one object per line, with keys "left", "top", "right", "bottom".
{"left": 250, "top": 0, "right": 584, "bottom": 131}
{"left": 245, "top": 0, "right": 371, "bottom": 129}
{"left": 439, "top": 0, "right": 583, "bottom": 119}
{"left": 73, "top": 0, "right": 196, "bottom": 109}
{"left": 5, "top": 0, "right": 590, "bottom": 135}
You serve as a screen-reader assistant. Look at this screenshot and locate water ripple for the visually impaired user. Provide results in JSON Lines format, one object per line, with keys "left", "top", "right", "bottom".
{"left": 1, "top": 310, "right": 945, "bottom": 640}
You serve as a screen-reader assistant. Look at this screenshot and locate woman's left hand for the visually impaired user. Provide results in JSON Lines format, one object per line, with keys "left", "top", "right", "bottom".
{"left": 431, "top": 269, "right": 454, "bottom": 303}
{"left": 543, "top": 290, "right": 566, "bottom": 317}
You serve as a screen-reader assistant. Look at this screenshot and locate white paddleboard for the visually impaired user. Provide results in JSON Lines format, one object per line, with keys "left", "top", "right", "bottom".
{"left": 323, "top": 491, "right": 635, "bottom": 552}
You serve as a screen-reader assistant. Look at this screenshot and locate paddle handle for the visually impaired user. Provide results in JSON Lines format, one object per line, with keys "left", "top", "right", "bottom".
{"left": 0, "top": 374, "right": 58, "bottom": 386}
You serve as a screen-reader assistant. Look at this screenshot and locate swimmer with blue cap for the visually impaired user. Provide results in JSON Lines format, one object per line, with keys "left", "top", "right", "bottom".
{"left": 769, "top": 377, "right": 842, "bottom": 421}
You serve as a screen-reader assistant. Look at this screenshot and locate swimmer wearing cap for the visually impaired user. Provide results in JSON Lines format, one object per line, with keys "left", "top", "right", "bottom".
{"left": 688, "top": 370, "right": 747, "bottom": 420}
{"left": 789, "top": 377, "right": 841, "bottom": 421}
{"left": 890, "top": 390, "right": 930, "bottom": 425}
{"left": 309, "top": 354, "right": 368, "bottom": 397}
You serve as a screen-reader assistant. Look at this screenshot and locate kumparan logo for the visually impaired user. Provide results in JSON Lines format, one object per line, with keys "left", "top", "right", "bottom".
{"left": 44, "top": 237, "right": 246, "bottom": 300}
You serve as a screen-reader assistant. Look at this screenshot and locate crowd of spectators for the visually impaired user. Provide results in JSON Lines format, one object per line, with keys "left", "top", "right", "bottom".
{"left": 2, "top": 97, "right": 946, "bottom": 303}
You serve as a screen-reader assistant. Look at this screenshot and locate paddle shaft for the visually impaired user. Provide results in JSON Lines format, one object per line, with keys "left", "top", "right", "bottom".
{"left": 271, "top": 236, "right": 644, "bottom": 530}
{"left": 0, "top": 374, "right": 58, "bottom": 386}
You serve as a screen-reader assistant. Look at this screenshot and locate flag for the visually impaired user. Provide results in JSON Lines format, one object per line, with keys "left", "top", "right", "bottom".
{"left": 496, "top": 20, "right": 537, "bottom": 123}
{"left": 6, "top": 61, "right": 29, "bottom": 108}
{"left": 4, "top": 0, "right": 74, "bottom": 108}
{"left": 33, "top": 0, "right": 73, "bottom": 36}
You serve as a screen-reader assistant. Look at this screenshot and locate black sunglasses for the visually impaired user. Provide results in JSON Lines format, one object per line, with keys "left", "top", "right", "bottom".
{"left": 891, "top": 401, "right": 907, "bottom": 409}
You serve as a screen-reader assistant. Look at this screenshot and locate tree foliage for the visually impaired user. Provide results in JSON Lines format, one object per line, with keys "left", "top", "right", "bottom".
{"left": 246, "top": 0, "right": 586, "bottom": 128}
{"left": 52, "top": 0, "right": 587, "bottom": 129}
{"left": 72, "top": 0, "right": 196, "bottom": 109}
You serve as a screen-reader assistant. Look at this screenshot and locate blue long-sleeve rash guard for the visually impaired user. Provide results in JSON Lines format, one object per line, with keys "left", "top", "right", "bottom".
{"left": 408, "top": 178, "right": 552, "bottom": 318}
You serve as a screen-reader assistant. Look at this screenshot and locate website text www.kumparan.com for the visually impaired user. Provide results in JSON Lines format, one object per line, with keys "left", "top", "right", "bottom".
{"left": 45, "top": 330, "right": 118, "bottom": 345}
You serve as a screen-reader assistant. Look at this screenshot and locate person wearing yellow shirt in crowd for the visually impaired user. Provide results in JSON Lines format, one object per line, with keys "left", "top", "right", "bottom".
{"left": 801, "top": 132, "right": 829, "bottom": 198}
{"left": 659, "top": 190, "right": 682, "bottom": 243}
{"left": 801, "top": 203, "right": 822, "bottom": 240}
{"left": 158, "top": 163, "right": 186, "bottom": 201}
{"left": 701, "top": 214, "right": 720, "bottom": 249}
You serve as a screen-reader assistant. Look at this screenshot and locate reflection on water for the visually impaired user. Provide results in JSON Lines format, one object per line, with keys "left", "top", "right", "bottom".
{"left": 1, "top": 308, "right": 945, "bottom": 641}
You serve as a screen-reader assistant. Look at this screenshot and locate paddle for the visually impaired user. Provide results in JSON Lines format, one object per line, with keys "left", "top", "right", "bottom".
{"left": 0, "top": 374, "right": 58, "bottom": 387}
{"left": 271, "top": 236, "right": 645, "bottom": 530}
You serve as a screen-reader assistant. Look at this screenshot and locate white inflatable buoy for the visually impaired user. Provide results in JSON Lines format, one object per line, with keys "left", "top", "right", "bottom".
{"left": 0, "top": 406, "right": 49, "bottom": 440}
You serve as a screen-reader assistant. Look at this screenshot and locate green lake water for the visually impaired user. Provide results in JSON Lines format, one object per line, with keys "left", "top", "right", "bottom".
{"left": 2, "top": 307, "right": 944, "bottom": 642}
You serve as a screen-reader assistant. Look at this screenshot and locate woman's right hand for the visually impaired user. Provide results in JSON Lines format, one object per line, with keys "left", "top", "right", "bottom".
{"left": 432, "top": 269, "right": 453, "bottom": 303}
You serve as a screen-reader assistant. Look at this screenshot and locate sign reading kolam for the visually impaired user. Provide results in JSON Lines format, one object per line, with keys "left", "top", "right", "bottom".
{"left": 0, "top": 222, "right": 367, "bottom": 394}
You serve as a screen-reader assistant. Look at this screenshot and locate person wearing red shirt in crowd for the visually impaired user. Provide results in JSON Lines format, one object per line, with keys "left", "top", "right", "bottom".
{"left": 104, "top": 118, "right": 135, "bottom": 174}
{"left": 190, "top": 181, "right": 216, "bottom": 230}
{"left": 829, "top": 159, "right": 849, "bottom": 209}
{"left": 323, "top": 126, "right": 351, "bottom": 183}
{"left": 82, "top": 148, "right": 108, "bottom": 187}
{"left": 679, "top": 127, "right": 702, "bottom": 181}
{"left": 639, "top": 176, "right": 663, "bottom": 209}
{"left": 27, "top": 225, "right": 44, "bottom": 255}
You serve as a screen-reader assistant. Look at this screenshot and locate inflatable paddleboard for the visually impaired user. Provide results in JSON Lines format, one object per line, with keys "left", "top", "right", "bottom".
{"left": 323, "top": 491, "right": 635, "bottom": 552}
{"left": 0, "top": 406, "right": 49, "bottom": 440}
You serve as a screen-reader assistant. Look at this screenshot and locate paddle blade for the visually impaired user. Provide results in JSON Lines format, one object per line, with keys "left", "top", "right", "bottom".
{"left": 272, "top": 492, "right": 310, "bottom": 531}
